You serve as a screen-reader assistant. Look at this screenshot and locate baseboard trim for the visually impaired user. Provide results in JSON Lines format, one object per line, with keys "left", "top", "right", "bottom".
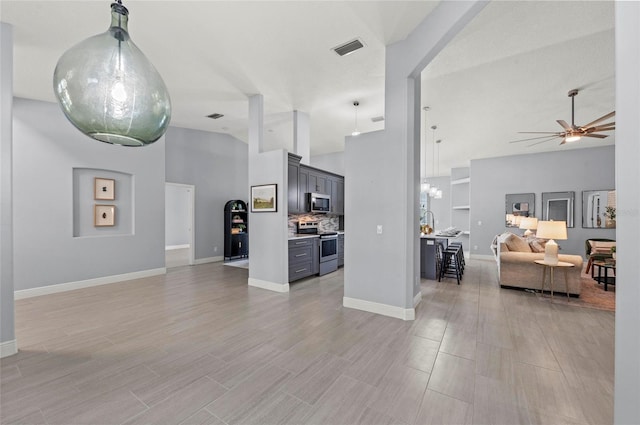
{"left": 166, "top": 244, "right": 190, "bottom": 250}
{"left": 14, "top": 268, "right": 167, "bottom": 300}
{"left": 194, "top": 256, "right": 223, "bottom": 265}
{"left": 471, "top": 254, "right": 495, "bottom": 261}
{"left": 0, "top": 340, "right": 17, "bottom": 358}
{"left": 413, "top": 291, "right": 422, "bottom": 308}
{"left": 343, "top": 296, "right": 415, "bottom": 321}
{"left": 248, "top": 278, "right": 290, "bottom": 293}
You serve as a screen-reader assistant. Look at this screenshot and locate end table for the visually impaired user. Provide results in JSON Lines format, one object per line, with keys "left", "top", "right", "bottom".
{"left": 534, "top": 260, "right": 576, "bottom": 301}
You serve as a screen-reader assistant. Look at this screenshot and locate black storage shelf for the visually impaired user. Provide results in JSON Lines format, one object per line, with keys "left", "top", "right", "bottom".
{"left": 224, "top": 200, "right": 249, "bottom": 260}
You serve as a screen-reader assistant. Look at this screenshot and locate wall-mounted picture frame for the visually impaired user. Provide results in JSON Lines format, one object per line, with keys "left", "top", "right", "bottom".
{"left": 94, "top": 204, "right": 116, "bottom": 227}
{"left": 251, "top": 184, "right": 277, "bottom": 212}
{"left": 94, "top": 177, "right": 115, "bottom": 200}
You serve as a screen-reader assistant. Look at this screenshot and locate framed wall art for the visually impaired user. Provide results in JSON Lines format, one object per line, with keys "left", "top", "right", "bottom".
{"left": 251, "top": 184, "right": 277, "bottom": 212}
{"left": 94, "top": 204, "right": 116, "bottom": 227}
{"left": 94, "top": 177, "right": 115, "bottom": 200}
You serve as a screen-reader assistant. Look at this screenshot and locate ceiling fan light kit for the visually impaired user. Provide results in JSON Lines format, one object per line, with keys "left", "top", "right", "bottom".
{"left": 509, "top": 89, "right": 615, "bottom": 147}
{"left": 53, "top": 0, "right": 171, "bottom": 146}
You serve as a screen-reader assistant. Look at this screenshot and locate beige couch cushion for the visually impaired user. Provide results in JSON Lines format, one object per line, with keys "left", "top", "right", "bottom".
{"left": 504, "top": 233, "right": 532, "bottom": 253}
{"left": 528, "top": 238, "right": 547, "bottom": 253}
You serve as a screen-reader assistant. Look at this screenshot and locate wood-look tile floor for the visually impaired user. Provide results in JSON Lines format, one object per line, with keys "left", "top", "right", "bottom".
{"left": 1, "top": 259, "right": 614, "bottom": 425}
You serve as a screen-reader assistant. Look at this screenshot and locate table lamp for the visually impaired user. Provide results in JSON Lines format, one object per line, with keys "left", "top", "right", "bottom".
{"left": 519, "top": 217, "right": 538, "bottom": 237}
{"left": 536, "top": 220, "right": 567, "bottom": 265}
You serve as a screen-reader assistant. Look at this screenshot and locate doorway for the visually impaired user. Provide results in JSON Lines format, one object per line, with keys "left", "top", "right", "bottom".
{"left": 165, "top": 183, "right": 195, "bottom": 268}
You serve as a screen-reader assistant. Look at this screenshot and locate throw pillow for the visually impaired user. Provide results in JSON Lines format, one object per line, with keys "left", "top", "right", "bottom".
{"left": 529, "top": 239, "right": 546, "bottom": 253}
{"left": 504, "top": 233, "right": 532, "bottom": 253}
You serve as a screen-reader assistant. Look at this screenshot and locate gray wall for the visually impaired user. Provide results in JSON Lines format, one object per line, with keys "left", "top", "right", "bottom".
{"left": 248, "top": 149, "right": 288, "bottom": 287}
{"left": 615, "top": 3, "right": 640, "bottom": 423}
{"left": 165, "top": 126, "right": 248, "bottom": 260}
{"left": 12, "top": 98, "right": 165, "bottom": 291}
{"left": 311, "top": 152, "right": 345, "bottom": 176}
{"left": 165, "top": 184, "right": 191, "bottom": 247}
{"left": 470, "top": 145, "right": 615, "bottom": 257}
{"left": 345, "top": 130, "right": 406, "bottom": 307}
{"left": 1, "top": 22, "right": 15, "bottom": 349}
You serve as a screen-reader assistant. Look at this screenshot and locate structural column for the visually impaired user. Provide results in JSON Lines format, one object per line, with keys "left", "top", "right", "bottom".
{"left": 0, "top": 22, "right": 17, "bottom": 358}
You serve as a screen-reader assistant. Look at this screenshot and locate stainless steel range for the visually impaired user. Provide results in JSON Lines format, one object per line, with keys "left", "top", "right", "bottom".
{"left": 297, "top": 221, "right": 339, "bottom": 276}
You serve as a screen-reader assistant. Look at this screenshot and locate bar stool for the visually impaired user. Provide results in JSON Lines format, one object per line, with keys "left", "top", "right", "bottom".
{"left": 440, "top": 244, "right": 462, "bottom": 284}
{"left": 448, "top": 242, "right": 465, "bottom": 273}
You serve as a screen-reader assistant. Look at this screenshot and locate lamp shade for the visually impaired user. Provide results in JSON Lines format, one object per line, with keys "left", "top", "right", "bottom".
{"left": 53, "top": 1, "right": 171, "bottom": 146}
{"left": 536, "top": 221, "right": 567, "bottom": 240}
{"left": 519, "top": 217, "right": 539, "bottom": 230}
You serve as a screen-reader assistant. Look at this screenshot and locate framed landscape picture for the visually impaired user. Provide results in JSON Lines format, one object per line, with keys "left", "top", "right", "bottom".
{"left": 94, "top": 204, "right": 116, "bottom": 227}
{"left": 251, "top": 184, "right": 277, "bottom": 212}
{"left": 94, "top": 177, "right": 115, "bottom": 200}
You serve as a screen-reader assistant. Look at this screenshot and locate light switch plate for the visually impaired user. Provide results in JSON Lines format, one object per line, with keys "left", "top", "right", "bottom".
{"left": 377, "top": 225, "right": 383, "bottom": 234}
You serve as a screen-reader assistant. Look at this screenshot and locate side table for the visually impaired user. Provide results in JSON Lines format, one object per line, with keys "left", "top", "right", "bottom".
{"left": 534, "top": 260, "right": 576, "bottom": 301}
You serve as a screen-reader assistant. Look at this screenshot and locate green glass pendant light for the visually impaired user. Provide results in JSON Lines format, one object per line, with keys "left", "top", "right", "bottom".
{"left": 53, "top": 1, "right": 171, "bottom": 146}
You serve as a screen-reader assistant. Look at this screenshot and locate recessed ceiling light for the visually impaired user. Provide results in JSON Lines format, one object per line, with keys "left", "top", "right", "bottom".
{"left": 206, "top": 113, "right": 224, "bottom": 119}
{"left": 332, "top": 38, "right": 365, "bottom": 57}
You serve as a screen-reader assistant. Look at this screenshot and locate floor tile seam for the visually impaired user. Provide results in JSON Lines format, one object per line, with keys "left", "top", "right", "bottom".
{"left": 424, "top": 386, "right": 474, "bottom": 407}
{"left": 202, "top": 407, "right": 230, "bottom": 425}
{"left": 279, "top": 387, "right": 315, "bottom": 407}
{"left": 110, "top": 392, "right": 149, "bottom": 425}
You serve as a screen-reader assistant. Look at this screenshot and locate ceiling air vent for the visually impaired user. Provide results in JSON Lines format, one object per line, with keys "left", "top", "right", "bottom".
{"left": 332, "top": 38, "right": 365, "bottom": 57}
{"left": 206, "top": 113, "right": 224, "bottom": 119}
{"left": 371, "top": 116, "right": 385, "bottom": 123}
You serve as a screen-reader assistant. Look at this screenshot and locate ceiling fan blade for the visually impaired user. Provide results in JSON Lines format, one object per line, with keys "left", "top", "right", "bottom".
{"left": 509, "top": 134, "right": 562, "bottom": 143}
{"left": 527, "top": 137, "right": 558, "bottom": 147}
{"left": 557, "top": 120, "right": 572, "bottom": 131}
{"left": 582, "top": 134, "right": 609, "bottom": 139}
{"left": 518, "top": 131, "right": 561, "bottom": 134}
{"left": 589, "top": 124, "right": 615, "bottom": 132}
{"left": 582, "top": 111, "right": 615, "bottom": 129}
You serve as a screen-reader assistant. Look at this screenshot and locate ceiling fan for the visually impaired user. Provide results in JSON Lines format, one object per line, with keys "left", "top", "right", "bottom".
{"left": 509, "top": 89, "right": 615, "bottom": 147}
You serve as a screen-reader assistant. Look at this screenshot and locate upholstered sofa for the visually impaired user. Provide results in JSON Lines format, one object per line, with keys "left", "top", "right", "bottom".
{"left": 494, "top": 232, "right": 583, "bottom": 296}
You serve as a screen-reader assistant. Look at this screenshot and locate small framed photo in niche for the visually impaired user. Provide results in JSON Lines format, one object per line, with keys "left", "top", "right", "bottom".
{"left": 94, "top": 177, "right": 115, "bottom": 200}
{"left": 94, "top": 204, "right": 116, "bottom": 227}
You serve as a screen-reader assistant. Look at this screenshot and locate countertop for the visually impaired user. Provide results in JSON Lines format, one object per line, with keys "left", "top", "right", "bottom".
{"left": 288, "top": 234, "right": 320, "bottom": 240}
{"left": 288, "top": 231, "right": 344, "bottom": 240}
{"left": 420, "top": 231, "right": 462, "bottom": 239}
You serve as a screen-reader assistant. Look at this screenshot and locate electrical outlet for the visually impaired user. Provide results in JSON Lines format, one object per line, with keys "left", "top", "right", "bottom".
{"left": 214, "top": 246, "right": 218, "bottom": 252}
{"left": 377, "top": 225, "right": 383, "bottom": 234}
{"left": 477, "top": 220, "right": 482, "bottom": 226}
{"left": 473, "top": 245, "right": 478, "bottom": 250}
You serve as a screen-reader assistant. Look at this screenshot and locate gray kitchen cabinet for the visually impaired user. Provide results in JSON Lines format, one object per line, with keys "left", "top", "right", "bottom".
{"left": 298, "top": 167, "right": 309, "bottom": 212}
{"left": 288, "top": 154, "right": 302, "bottom": 213}
{"left": 288, "top": 238, "right": 317, "bottom": 282}
{"left": 330, "top": 177, "right": 344, "bottom": 215}
{"left": 287, "top": 153, "right": 344, "bottom": 215}
{"left": 308, "top": 170, "right": 329, "bottom": 195}
{"left": 338, "top": 234, "right": 344, "bottom": 267}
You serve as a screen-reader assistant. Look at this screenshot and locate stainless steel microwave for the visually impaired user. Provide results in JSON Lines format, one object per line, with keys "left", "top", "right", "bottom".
{"left": 309, "top": 193, "right": 331, "bottom": 213}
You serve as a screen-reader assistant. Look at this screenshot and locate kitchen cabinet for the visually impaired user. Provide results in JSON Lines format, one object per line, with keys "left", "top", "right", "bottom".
{"left": 330, "top": 177, "right": 344, "bottom": 215}
{"left": 288, "top": 154, "right": 302, "bottom": 213}
{"left": 224, "top": 200, "right": 248, "bottom": 260}
{"left": 338, "top": 233, "right": 344, "bottom": 267}
{"left": 308, "top": 170, "right": 329, "bottom": 195}
{"left": 298, "top": 167, "right": 309, "bottom": 213}
{"left": 286, "top": 153, "right": 344, "bottom": 215}
{"left": 288, "top": 237, "right": 318, "bottom": 282}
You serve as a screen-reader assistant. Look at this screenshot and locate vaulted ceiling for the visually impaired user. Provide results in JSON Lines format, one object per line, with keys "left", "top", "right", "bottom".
{"left": 2, "top": 1, "right": 615, "bottom": 175}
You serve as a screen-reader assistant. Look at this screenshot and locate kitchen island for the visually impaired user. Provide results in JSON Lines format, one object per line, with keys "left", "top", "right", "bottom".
{"left": 419, "top": 232, "right": 461, "bottom": 280}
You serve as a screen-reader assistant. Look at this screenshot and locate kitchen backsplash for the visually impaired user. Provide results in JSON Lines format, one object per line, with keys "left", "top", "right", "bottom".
{"left": 288, "top": 213, "right": 340, "bottom": 235}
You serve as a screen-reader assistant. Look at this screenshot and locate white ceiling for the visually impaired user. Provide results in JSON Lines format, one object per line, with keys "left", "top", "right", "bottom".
{"left": 2, "top": 1, "right": 615, "bottom": 176}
